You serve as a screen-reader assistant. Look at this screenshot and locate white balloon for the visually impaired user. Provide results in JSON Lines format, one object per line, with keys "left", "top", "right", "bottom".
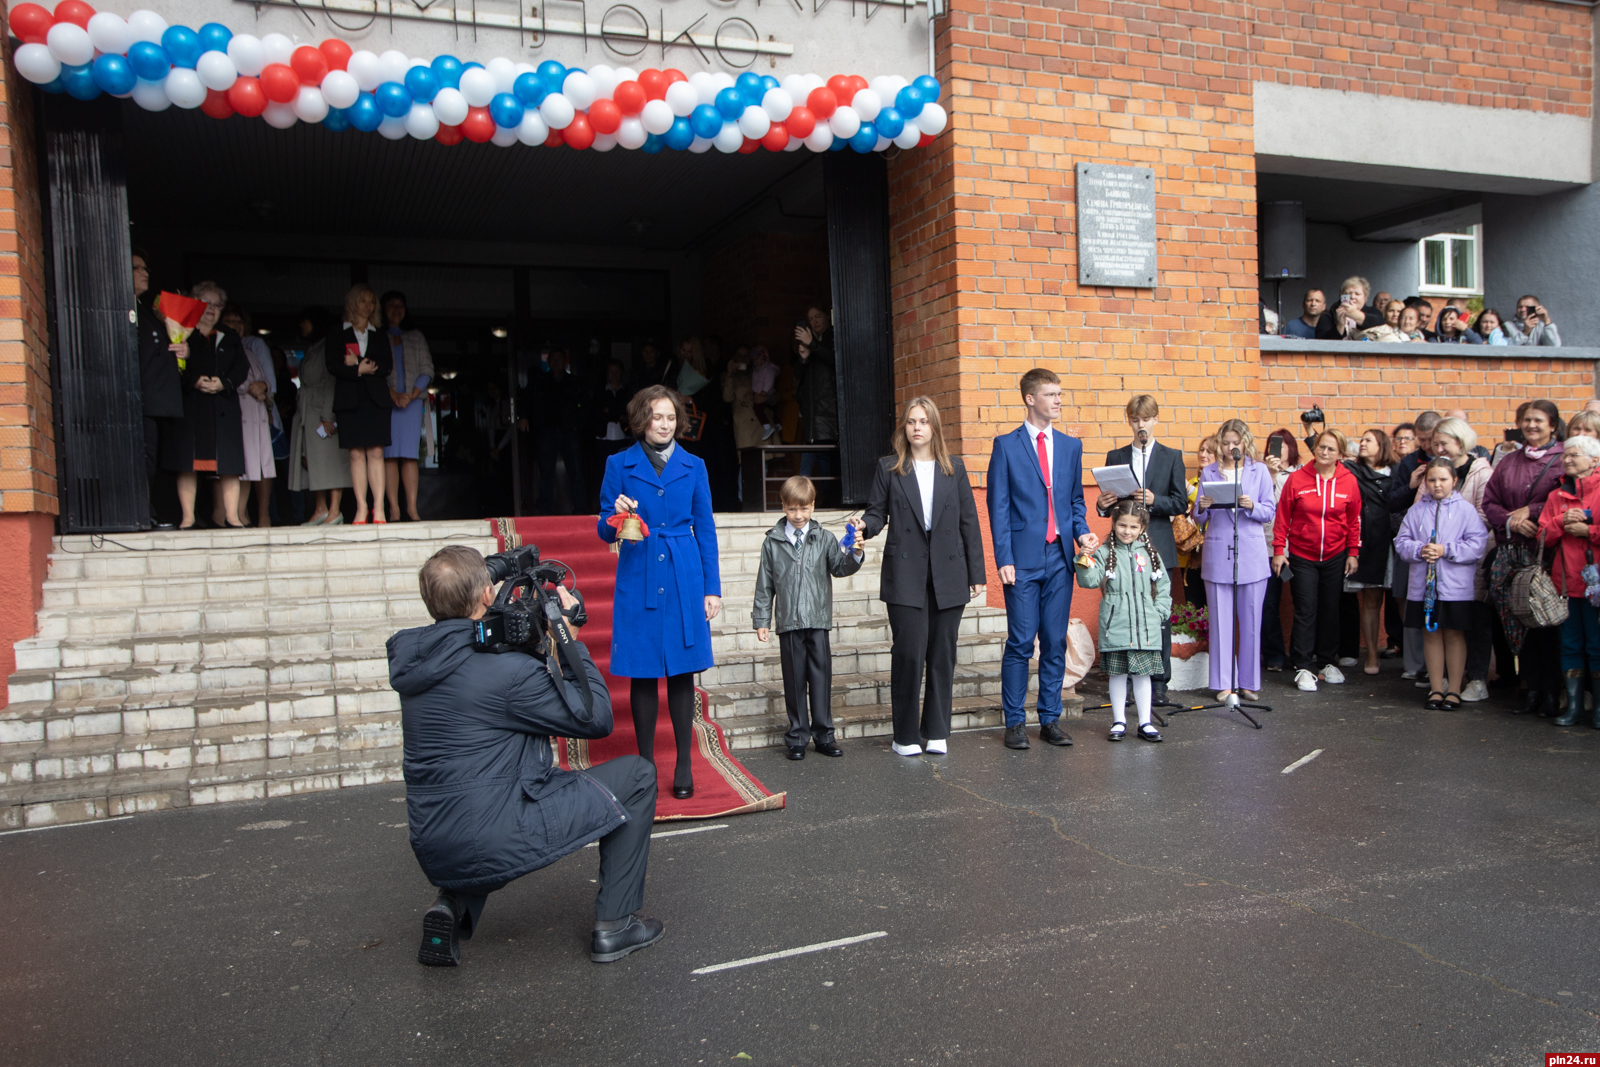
{"left": 828, "top": 105, "right": 860, "bottom": 139}
{"left": 639, "top": 98, "right": 673, "bottom": 135}
{"left": 491, "top": 124, "right": 519, "bottom": 146}
{"left": 293, "top": 85, "right": 329, "bottom": 123}
{"left": 851, "top": 89, "right": 881, "bottom": 122}
{"left": 712, "top": 72, "right": 735, "bottom": 93}
{"left": 614, "top": 67, "right": 638, "bottom": 84}
{"left": 916, "top": 102, "right": 946, "bottom": 136}
{"left": 591, "top": 131, "right": 617, "bottom": 152}
{"left": 405, "top": 102, "right": 440, "bottom": 139}
{"left": 164, "top": 68, "right": 205, "bottom": 108}
{"left": 616, "top": 116, "right": 647, "bottom": 149}
{"left": 196, "top": 51, "right": 237, "bottom": 92}
{"left": 377, "top": 50, "right": 411, "bottom": 86}
{"left": 883, "top": 75, "right": 910, "bottom": 101}
{"left": 561, "top": 71, "right": 596, "bottom": 110}
{"left": 516, "top": 110, "right": 549, "bottom": 145}
{"left": 868, "top": 75, "right": 897, "bottom": 102}
{"left": 804, "top": 125, "right": 834, "bottom": 152}
{"left": 689, "top": 72, "right": 718, "bottom": 106}
{"left": 784, "top": 134, "right": 804, "bottom": 151}
{"left": 130, "top": 76, "right": 171, "bottom": 110}
{"left": 513, "top": 62, "right": 536, "bottom": 82}
{"left": 780, "top": 74, "right": 808, "bottom": 102}
{"left": 589, "top": 64, "right": 617, "bottom": 99}
{"left": 874, "top": 135, "right": 891, "bottom": 151}
{"left": 688, "top": 135, "right": 712, "bottom": 154}
{"left": 431, "top": 87, "right": 468, "bottom": 125}
{"left": 126, "top": 10, "right": 167, "bottom": 46}
{"left": 761, "top": 87, "right": 792, "bottom": 123}
{"left": 262, "top": 102, "right": 299, "bottom": 129}
{"left": 347, "top": 51, "right": 382, "bottom": 92}
{"left": 261, "top": 34, "right": 295, "bottom": 67}
{"left": 893, "top": 124, "right": 921, "bottom": 149}
{"left": 12, "top": 44, "right": 60, "bottom": 85}
{"left": 713, "top": 121, "right": 743, "bottom": 153}
{"left": 46, "top": 24, "right": 93, "bottom": 68}
{"left": 487, "top": 57, "right": 517, "bottom": 94}
{"left": 538, "top": 92, "right": 575, "bottom": 130}
{"left": 377, "top": 114, "right": 408, "bottom": 140}
{"left": 665, "top": 81, "right": 697, "bottom": 118}
{"left": 227, "top": 35, "right": 266, "bottom": 78}
{"left": 459, "top": 67, "right": 496, "bottom": 107}
{"left": 321, "top": 70, "right": 359, "bottom": 109}
{"left": 86, "top": 13, "right": 132, "bottom": 56}
{"left": 737, "top": 105, "right": 770, "bottom": 139}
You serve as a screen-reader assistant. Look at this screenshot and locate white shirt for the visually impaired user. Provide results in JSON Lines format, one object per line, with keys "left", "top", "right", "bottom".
{"left": 1130, "top": 438, "right": 1156, "bottom": 487}
{"left": 1022, "top": 421, "right": 1055, "bottom": 485}
{"left": 786, "top": 520, "right": 810, "bottom": 546}
{"left": 914, "top": 460, "right": 936, "bottom": 529}
{"left": 343, "top": 321, "right": 370, "bottom": 358}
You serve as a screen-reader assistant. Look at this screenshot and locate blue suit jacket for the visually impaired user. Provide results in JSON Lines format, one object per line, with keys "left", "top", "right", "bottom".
{"left": 988, "top": 425, "right": 1091, "bottom": 570}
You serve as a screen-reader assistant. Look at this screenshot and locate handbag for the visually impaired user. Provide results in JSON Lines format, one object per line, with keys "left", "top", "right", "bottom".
{"left": 1508, "top": 527, "right": 1568, "bottom": 629}
{"left": 1171, "top": 512, "right": 1205, "bottom": 554}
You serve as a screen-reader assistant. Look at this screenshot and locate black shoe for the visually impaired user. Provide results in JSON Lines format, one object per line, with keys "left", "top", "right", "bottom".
{"left": 1137, "top": 723, "right": 1163, "bottom": 742}
{"left": 671, "top": 783, "right": 694, "bottom": 800}
{"left": 787, "top": 747, "right": 806, "bottom": 760}
{"left": 1151, "top": 683, "right": 1169, "bottom": 705}
{"left": 150, "top": 519, "right": 175, "bottom": 530}
{"left": 1512, "top": 690, "right": 1538, "bottom": 715}
{"left": 814, "top": 740, "right": 843, "bottom": 757}
{"left": 1039, "top": 721, "right": 1074, "bottom": 746}
{"left": 418, "top": 894, "right": 463, "bottom": 967}
{"left": 1537, "top": 691, "right": 1557, "bottom": 718}
{"left": 1107, "top": 723, "right": 1126, "bottom": 742}
{"left": 591, "top": 914, "right": 666, "bottom": 963}
{"left": 1003, "top": 725, "right": 1030, "bottom": 750}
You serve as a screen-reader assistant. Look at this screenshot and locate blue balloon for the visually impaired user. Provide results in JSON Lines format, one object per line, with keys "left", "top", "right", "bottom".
{"left": 127, "top": 41, "right": 171, "bottom": 81}
{"left": 404, "top": 65, "right": 439, "bottom": 104}
{"left": 39, "top": 76, "right": 64, "bottom": 94}
{"left": 347, "top": 93, "right": 383, "bottom": 132}
{"left": 375, "top": 81, "right": 412, "bottom": 117}
{"left": 912, "top": 74, "right": 940, "bottom": 102}
{"left": 488, "top": 92, "right": 523, "bottom": 128}
{"left": 714, "top": 87, "right": 744, "bottom": 121}
{"left": 895, "top": 85, "right": 925, "bottom": 119}
{"left": 197, "top": 22, "right": 232, "bottom": 54}
{"left": 759, "top": 74, "right": 780, "bottom": 96}
{"left": 735, "top": 71, "right": 764, "bottom": 103}
{"left": 690, "top": 104, "right": 723, "bottom": 139}
{"left": 874, "top": 106, "right": 905, "bottom": 139}
{"left": 61, "top": 63, "right": 99, "bottom": 100}
{"left": 431, "top": 55, "right": 463, "bottom": 90}
{"left": 642, "top": 132, "right": 665, "bottom": 153}
{"left": 513, "top": 71, "right": 546, "bottom": 107}
{"left": 160, "top": 26, "right": 202, "bottom": 69}
{"left": 323, "top": 107, "right": 351, "bottom": 132}
{"left": 536, "top": 59, "right": 566, "bottom": 92}
{"left": 91, "top": 53, "right": 136, "bottom": 96}
{"left": 664, "top": 116, "right": 694, "bottom": 150}
{"left": 828, "top": 132, "right": 850, "bottom": 151}
{"left": 849, "top": 120, "right": 877, "bottom": 152}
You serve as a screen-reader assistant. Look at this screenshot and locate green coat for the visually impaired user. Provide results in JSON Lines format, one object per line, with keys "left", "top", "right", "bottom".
{"left": 1075, "top": 541, "right": 1172, "bottom": 653}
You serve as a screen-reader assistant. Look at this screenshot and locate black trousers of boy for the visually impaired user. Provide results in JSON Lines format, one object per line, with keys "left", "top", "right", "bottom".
{"left": 1289, "top": 555, "right": 1344, "bottom": 672}
{"left": 779, "top": 628, "right": 834, "bottom": 750}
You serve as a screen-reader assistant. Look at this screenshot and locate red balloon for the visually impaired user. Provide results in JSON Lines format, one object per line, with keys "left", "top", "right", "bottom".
{"left": 739, "top": 136, "right": 759, "bottom": 154}
{"left": 200, "top": 88, "right": 235, "bottom": 120}
{"left": 435, "top": 123, "right": 464, "bottom": 145}
{"left": 917, "top": 132, "right": 935, "bottom": 147}
{"left": 564, "top": 112, "right": 594, "bottom": 149}
{"left": 588, "top": 98, "right": 621, "bottom": 135}
{"left": 785, "top": 106, "right": 816, "bottom": 138}
{"left": 226, "top": 77, "right": 267, "bottom": 118}
{"left": 290, "top": 45, "right": 328, "bottom": 87}
{"left": 544, "top": 127, "right": 564, "bottom": 147}
{"left": 826, "top": 75, "right": 853, "bottom": 103}
{"left": 259, "top": 63, "right": 300, "bottom": 104}
{"left": 637, "top": 68, "right": 668, "bottom": 101}
{"left": 612, "top": 80, "right": 645, "bottom": 116}
{"left": 319, "top": 38, "right": 352, "bottom": 72}
{"left": 846, "top": 74, "right": 868, "bottom": 97}
{"left": 462, "top": 106, "right": 495, "bottom": 143}
{"left": 51, "top": 0, "right": 94, "bottom": 30}
{"left": 806, "top": 88, "right": 837, "bottom": 119}
{"left": 760, "top": 125, "right": 789, "bottom": 152}
{"left": 8, "top": 4, "right": 53, "bottom": 44}
{"left": 663, "top": 68, "right": 686, "bottom": 84}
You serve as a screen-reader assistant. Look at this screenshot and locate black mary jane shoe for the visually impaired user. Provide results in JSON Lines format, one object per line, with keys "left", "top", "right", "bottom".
{"left": 1136, "top": 723, "right": 1163, "bottom": 742}
{"left": 1107, "top": 723, "right": 1126, "bottom": 742}
{"left": 671, "top": 783, "right": 694, "bottom": 800}
{"left": 1425, "top": 691, "right": 1446, "bottom": 711}
{"left": 1440, "top": 692, "right": 1463, "bottom": 711}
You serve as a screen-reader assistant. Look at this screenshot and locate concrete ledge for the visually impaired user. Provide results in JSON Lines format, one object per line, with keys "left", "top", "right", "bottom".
{"left": 1260, "top": 336, "right": 1600, "bottom": 361}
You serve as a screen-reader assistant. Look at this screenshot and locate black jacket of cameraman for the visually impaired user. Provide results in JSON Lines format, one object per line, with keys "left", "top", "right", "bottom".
{"left": 387, "top": 618, "right": 620, "bottom": 891}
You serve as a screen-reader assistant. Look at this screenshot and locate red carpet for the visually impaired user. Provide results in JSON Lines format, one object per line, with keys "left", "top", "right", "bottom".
{"left": 489, "top": 517, "right": 786, "bottom": 821}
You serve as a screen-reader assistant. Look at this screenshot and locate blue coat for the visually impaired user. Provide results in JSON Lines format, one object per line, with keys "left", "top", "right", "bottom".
{"left": 987, "top": 425, "right": 1091, "bottom": 571}
{"left": 598, "top": 442, "right": 722, "bottom": 677}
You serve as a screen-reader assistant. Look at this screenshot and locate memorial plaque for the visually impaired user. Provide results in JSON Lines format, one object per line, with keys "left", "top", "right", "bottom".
{"left": 1075, "top": 163, "right": 1157, "bottom": 288}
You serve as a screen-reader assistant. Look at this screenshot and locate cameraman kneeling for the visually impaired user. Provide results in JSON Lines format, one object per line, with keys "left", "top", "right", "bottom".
{"left": 388, "top": 545, "right": 663, "bottom": 966}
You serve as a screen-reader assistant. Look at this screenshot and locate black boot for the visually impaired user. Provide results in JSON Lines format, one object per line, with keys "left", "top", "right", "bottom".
{"left": 1555, "top": 673, "right": 1583, "bottom": 727}
{"left": 1538, "top": 690, "right": 1558, "bottom": 718}
{"left": 1513, "top": 689, "right": 1539, "bottom": 715}
{"left": 418, "top": 893, "right": 464, "bottom": 967}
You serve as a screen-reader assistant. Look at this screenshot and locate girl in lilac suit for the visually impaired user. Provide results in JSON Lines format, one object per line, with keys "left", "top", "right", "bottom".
{"left": 1193, "top": 420, "right": 1278, "bottom": 700}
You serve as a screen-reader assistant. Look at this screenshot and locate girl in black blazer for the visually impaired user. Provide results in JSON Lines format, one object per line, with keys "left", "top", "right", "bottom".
{"left": 862, "top": 397, "right": 987, "bottom": 756}
{"left": 326, "top": 284, "right": 393, "bottom": 524}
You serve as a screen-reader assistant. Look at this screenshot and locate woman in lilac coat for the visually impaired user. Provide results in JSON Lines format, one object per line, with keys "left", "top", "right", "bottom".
{"left": 1193, "top": 419, "right": 1277, "bottom": 700}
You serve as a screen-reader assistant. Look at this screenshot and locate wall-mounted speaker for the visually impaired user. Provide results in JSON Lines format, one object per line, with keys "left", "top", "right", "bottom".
{"left": 1260, "top": 200, "right": 1306, "bottom": 280}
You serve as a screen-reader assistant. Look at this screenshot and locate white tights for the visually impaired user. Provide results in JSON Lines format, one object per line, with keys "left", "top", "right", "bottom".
{"left": 1108, "top": 674, "right": 1152, "bottom": 727}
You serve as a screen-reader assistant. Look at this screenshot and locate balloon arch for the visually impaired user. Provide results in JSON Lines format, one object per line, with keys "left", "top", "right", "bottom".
{"left": 7, "top": 1, "right": 949, "bottom": 154}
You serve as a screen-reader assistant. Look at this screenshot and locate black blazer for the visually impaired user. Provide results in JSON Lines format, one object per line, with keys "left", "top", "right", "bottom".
{"left": 326, "top": 325, "right": 393, "bottom": 412}
{"left": 862, "top": 454, "right": 986, "bottom": 610}
{"left": 136, "top": 300, "right": 184, "bottom": 419}
{"left": 1097, "top": 441, "right": 1187, "bottom": 569}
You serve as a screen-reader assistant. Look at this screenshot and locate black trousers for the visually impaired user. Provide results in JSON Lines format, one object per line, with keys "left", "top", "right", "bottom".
{"left": 1338, "top": 590, "right": 1360, "bottom": 660}
{"left": 537, "top": 428, "right": 586, "bottom": 515}
{"left": 143, "top": 416, "right": 179, "bottom": 524}
{"left": 446, "top": 755, "right": 658, "bottom": 931}
{"left": 1184, "top": 568, "right": 1207, "bottom": 609}
{"left": 1289, "top": 555, "right": 1345, "bottom": 672}
{"left": 1465, "top": 600, "right": 1494, "bottom": 683}
{"left": 779, "top": 627, "right": 834, "bottom": 748}
{"left": 885, "top": 578, "right": 966, "bottom": 747}
{"left": 1261, "top": 572, "right": 1288, "bottom": 667}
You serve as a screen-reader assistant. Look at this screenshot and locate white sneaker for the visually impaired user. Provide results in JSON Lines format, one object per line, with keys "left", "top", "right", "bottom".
{"left": 924, "top": 738, "right": 948, "bottom": 754}
{"left": 1337, "top": 656, "right": 1358, "bottom": 668}
{"left": 1295, "top": 669, "right": 1319, "bottom": 692}
{"left": 891, "top": 742, "right": 922, "bottom": 756}
{"left": 1401, "top": 670, "right": 1418, "bottom": 680}
{"left": 1321, "top": 664, "right": 1345, "bottom": 684}
{"left": 1461, "top": 680, "right": 1488, "bottom": 702}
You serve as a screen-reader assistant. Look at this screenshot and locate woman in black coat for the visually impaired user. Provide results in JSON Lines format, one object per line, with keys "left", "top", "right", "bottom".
{"left": 862, "top": 396, "right": 986, "bottom": 756}
{"left": 162, "top": 280, "right": 249, "bottom": 529}
{"left": 1344, "top": 428, "right": 1394, "bottom": 675}
{"left": 326, "top": 284, "right": 393, "bottom": 524}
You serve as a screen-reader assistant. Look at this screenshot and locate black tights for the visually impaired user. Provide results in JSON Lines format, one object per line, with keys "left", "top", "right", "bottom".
{"left": 631, "top": 674, "right": 696, "bottom": 791}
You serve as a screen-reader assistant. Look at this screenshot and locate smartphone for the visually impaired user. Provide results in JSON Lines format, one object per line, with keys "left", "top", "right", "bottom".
{"left": 1268, "top": 436, "right": 1285, "bottom": 459}
{"left": 1504, "top": 428, "right": 1524, "bottom": 444}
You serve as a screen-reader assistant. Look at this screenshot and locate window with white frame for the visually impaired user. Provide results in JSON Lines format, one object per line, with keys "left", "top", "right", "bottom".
{"left": 1418, "top": 226, "right": 1481, "bottom": 295}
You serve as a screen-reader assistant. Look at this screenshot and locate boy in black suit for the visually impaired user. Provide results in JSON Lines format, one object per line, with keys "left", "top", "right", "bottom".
{"left": 1095, "top": 395, "right": 1188, "bottom": 703}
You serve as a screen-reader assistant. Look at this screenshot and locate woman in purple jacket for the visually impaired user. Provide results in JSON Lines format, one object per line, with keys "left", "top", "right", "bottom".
{"left": 1397, "top": 458, "right": 1490, "bottom": 710}
{"left": 1193, "top": 419, "right": 1277, "bottom": 701}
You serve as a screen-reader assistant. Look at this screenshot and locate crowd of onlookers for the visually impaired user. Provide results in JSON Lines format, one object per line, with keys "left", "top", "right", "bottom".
{"left": 1266, "top": 275, "right": 1563, "bottom": 347}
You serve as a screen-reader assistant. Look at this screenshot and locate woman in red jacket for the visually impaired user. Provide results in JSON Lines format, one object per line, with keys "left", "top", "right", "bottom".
{"left": 1272, "top": 429, "right": 1364, "bottom": 692}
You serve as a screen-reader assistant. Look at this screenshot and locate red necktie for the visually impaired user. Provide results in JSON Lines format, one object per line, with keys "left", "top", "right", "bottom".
{"left": 1037, "top": 431, "right": 1058, "bottom": 543}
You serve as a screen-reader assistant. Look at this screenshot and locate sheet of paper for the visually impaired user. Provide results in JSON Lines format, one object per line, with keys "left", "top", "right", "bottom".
{"left": 1201, "top": 479, "right": 1240, "bottom": 505}
{"left": 1091, "top": 466, "right": 1141, "bottom": 498}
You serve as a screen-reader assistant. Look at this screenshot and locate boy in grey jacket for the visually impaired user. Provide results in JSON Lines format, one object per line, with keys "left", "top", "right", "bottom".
{"left": 753, "top": 476, "right": 864, "bottom": 759}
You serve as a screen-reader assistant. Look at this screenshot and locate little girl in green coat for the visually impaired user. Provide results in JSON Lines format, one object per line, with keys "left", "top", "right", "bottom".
{"left": 1076, "top": 501, "right": 1173, "bottom": 741}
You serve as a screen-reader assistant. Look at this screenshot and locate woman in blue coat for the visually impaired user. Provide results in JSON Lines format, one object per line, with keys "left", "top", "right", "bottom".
{"left": 598, "top": 384, "right": 722, "bottom": 799}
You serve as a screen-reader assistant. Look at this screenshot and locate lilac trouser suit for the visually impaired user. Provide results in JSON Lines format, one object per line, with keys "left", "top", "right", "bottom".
{"left": 1194, "top": 461, "right": 1277, "bottom": 691}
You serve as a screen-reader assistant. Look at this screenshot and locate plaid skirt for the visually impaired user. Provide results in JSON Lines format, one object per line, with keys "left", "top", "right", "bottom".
{"left": 1102, "top": 649, "right": 1163, "bottom": 676}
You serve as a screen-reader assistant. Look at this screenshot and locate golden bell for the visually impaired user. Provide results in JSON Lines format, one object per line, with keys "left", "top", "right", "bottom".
{"left": 618, "top": 513, "right": 646, "bottom": 542}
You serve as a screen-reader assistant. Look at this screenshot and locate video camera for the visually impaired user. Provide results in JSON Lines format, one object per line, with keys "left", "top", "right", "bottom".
{"left": 473, "top": 544, "right": 596, "bottom": 721}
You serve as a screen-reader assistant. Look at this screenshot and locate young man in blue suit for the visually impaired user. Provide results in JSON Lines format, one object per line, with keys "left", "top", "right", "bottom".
{"left": 988, "top": 368, "right": 1100, "bottom": 750}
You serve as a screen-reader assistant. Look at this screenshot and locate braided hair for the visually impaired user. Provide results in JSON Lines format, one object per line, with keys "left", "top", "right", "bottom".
{"left": 1106, "top": 499, "right": 1163, "bottom": 600}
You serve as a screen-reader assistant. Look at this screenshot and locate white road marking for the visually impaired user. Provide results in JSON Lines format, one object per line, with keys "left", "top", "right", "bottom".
{"left": 0, "top": 816, "right": 134, "bottom": 837}
{"left": 1281, "top": 749, "right": 1324, "bottom": 775}
{"left": 584, "top": 823, "right": 729, "bottom": 848}
{"left": 691, "top": 931, "right": 888, "bottom": 975}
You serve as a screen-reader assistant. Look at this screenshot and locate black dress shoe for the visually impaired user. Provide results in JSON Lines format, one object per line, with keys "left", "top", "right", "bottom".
{"left": 1151, "top": 683, "right": 1169, "bottom": 705}
{"left": 591, "top": 914, "right": 665, "bottom": 963}
{"left": 1039, "top": 721, "right": 1074, "bottom": 746}
{"left": 814, "top": 740, "right": 843, "bottom": 757}
{"left": 418, "top": 893, "right": 463, "bottom": 967}
{"left": 1512, "top": 690, "right": 1537, "bottom": 715}
{"left": 787, "top": 747, "right": 806, "bottom": 760}
{"left": 1003, "top": 725, "right": 1030, "bottom": 750}
{"left": 672, "top": 783, "right": 694, "bottom": 800}
{"left": 150, "top": 519, "right": 176, "bottom": 530}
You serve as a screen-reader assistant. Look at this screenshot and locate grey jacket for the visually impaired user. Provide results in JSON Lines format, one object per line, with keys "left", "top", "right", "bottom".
{"left": 1504, "top": 319, "right": 1562, "bottom": 347}
{"left": 751, "top": 519, "right": 863, "bottom": 633}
